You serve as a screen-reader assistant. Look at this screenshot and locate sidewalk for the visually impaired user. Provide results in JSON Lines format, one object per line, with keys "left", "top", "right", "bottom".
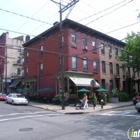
{"left": 29, "top": 101, "right": 133, "bottom": 114}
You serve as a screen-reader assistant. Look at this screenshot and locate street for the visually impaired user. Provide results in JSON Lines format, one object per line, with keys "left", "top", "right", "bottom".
{"left": 0, "top": 101, "right": 139, "bottom": 140}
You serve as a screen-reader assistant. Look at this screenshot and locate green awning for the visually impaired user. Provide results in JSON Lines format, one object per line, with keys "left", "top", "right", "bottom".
{"left": 37, "top": 87, "right": 53, "bottom": 92}
{"left": 9, "top": 80, "right": 21, "bottom": 88}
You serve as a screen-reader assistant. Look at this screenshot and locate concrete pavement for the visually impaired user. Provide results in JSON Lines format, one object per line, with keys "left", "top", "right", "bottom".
{"left": 28, "top": 101, "right": 133, "bottom": 114}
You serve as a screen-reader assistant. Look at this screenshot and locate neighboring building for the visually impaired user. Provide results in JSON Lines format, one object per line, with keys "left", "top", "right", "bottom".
{"left": 99, "top": 41, "right": 125, "bottom": 95}
{"left": 0, "top": 32, "right": 24, "bottom": 93}
{"left": 23, "top": 19, "right": 127, "bottom": 99}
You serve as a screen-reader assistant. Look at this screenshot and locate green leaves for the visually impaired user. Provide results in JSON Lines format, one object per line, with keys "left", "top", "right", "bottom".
{"left": 117, "top": 32, "right": 140, "bottom": 73}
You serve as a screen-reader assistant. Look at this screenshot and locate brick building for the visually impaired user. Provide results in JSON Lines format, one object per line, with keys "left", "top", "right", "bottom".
{"left": 22, "top": 19, "right": 128, "bottom": 99}
{"left": 0, "top": 32, "right": 24, "bottom": 93}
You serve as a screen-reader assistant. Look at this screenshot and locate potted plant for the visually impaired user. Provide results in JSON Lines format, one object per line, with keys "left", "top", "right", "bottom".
{"left": 102, "top": 92, "right": 107, "bottom": 105}
{"left": 110, "top": 88, "right": 119, "bottom": 103}
{"left": 92, "top": 93, "right": 98, "bottom": 108}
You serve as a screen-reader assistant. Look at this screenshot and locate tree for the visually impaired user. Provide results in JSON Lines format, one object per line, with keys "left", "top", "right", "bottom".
{"left": 116, "top": 32, "right": 140, "bottom": 76}
{"left": 92, "top": 93, "right": 97, "bottom": 107}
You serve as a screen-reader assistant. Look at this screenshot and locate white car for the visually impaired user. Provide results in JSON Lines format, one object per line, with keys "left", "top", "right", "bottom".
{"left": 6, "top": 93, "right": 28, "bottom": 105}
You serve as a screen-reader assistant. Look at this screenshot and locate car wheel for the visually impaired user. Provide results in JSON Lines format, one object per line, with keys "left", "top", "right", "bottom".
{"left": 137, "top": 110, "right": 140, "bottom": 113}
{"left": 133, "top": 102, "right": 136, "bottom": 105}
{"left": 12, "top": 100, "right": 15, "bottom": 105}
{"left": 6, "top": 99, "right": 8, "bottom": 104}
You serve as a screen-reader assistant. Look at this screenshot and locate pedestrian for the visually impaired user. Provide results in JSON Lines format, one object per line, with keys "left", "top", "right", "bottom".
{"left": 83, "top": 93, "right": 88, "bottom": 109}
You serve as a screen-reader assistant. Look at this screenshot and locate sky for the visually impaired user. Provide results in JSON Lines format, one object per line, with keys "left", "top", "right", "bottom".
{"left": 0, "top": 0, "right": 139, "bottom": 42}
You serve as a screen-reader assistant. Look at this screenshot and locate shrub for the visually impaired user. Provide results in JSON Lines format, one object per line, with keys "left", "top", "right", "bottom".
{"left": 112, "top": 88, "right": 119, "bottom": 97}
{"left": 119, "top": 92, "right": 130, "bottom": 102}
{"left": 102, "top": 92, "right": 107, "bottom": 105}
{"left": 92, "top": 93, "right": 98, "bottom": 106}
{"left": 54, "top": 94, "right": 61, "bottom": 99}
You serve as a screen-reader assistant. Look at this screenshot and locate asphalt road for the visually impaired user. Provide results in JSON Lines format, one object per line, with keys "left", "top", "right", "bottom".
{"left": 0, "top": 101, "right": 139, "bottom": 140}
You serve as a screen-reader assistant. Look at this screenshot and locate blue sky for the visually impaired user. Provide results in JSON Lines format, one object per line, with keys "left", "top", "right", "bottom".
{"left": 0, "top": 0, "right": 139, "bottom": 41}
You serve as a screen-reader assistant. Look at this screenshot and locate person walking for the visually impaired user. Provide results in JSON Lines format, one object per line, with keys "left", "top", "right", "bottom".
{"left": 83, "top": 93, "right": 88, "bottom": 109}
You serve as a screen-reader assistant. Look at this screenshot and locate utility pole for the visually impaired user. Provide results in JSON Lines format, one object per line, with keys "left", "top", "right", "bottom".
{"left": 5, "top": 45, "right": 7, "bottom": 94}
{"left": 51, "top": 0, "right": 79, "bottom": 110}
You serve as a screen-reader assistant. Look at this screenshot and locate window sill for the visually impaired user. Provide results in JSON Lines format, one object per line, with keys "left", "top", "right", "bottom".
{"left": 102, "top": 72, "right": 106, "bottom": 75}
{"left": 71, "top": 46, "right": 77, "bottom": 48}
{"left": 92, "top": 51, "right": 97, "bottom": 54}
{"left": 72, "top": 69, "right": 77, "bottom": 71}
{"left": 93, "top": 71, "right": 98, "bottom": 74}
{"left": 83, "top": 48, "right": 88, "bottom": 51}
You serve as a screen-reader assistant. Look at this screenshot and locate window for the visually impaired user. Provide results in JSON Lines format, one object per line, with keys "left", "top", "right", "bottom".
{"left": 122, "top": 67, "right": 125, "bottom": 75}
{"left": 108, "top": 46, "right": 112, "bottom": 57}
{"left": 102, "top": 61, "right": 106, "bottom": 73}
{"left": 92, "top": 41, "right": 96, "bottom": 52}
{"left": 26, "top": 52, "right": 29, "bottom": 61}
{"left": 39, "top": 62, "right": 43, "bottom": 75}
{"left": 71, "top": 34, "right": 76, "bottom": 46}
{"left": 83, "top": 58, "right": 88, "bottom": 71}
{"left": 40, "top": 45, "right": 43, "bottom": 56}
{"left": 83, "top": 38, "right": 87, "bottom": 49}
{"left": 17, "top": 57, "right": 21, "bottom": 63}
{"left": 101, "top": 79, "right": 106, "bottom": 88}
{"left": 101, "top": 43, "right": 105, "bottom": 54}
{"left": 72, "top": 56, "right": 77, "bottom": 69}
{"left": 116, "top": 64, "right": 119, "bottom": 74}
{"left": 109, "top": 80, "right": 113, "bottom": 91}
{"left": 115, "top": 48, "right": 118, "bottom": 55}
{"left": 93, "top": 60, "right": 98, "bottom": 72}
{"left": 109, "top": 62, "right": 113, "bottom": 74}
{"left": 25, "top": 67, "right": 28, "bottom": 77}
{"left": 21, "top": 69, "right": 24, "bottom": 76}
{"left": 17, "top": 68, "right": 20, "bottom": 75}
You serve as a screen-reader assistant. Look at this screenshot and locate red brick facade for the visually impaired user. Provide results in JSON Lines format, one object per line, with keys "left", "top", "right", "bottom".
{"left": 23, "top": 19, "right": 125, "bottom": 98}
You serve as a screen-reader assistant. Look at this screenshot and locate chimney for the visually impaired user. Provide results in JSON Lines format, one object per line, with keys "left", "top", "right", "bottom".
{"left": 25, "top": 35, "right": 30, "bottom": 42}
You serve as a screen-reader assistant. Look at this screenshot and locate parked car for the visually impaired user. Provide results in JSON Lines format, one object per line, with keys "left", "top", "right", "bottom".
{"left": 132, "top": 93, "right": 140, "bottom": 105}
{"left": 5, "top": 93, "right": 28, "bottom": 105}
{"left": 0, "top": 93, "right": 6, "bottom": 101}
{"left": 135, "top": 101, "right": 140, "bottom": 113}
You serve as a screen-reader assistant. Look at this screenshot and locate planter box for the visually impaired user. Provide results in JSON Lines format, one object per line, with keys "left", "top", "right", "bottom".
{"left": 109, "top": 97, "right": 119, "bottom": 103}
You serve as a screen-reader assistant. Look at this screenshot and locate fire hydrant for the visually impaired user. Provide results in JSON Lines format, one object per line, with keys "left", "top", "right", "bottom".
{"left": 101, "top": 99, "right": 104, "bottom": 109}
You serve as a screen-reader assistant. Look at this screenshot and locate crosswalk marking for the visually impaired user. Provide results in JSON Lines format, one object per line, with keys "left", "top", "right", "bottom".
{"left": 98, "top": 110, "right": 140, "bottom": 117}
{"left": 0, "top": 111, "right": 56, "bottom": 117}
{"left": 0, "top": 112, "right": 62, "bottom": 122}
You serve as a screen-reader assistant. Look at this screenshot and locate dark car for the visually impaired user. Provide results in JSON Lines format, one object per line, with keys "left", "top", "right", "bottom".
{"left": 133, "top": 93, "right": 140, "bottom": 105}
{"left": 0, "top": 93, "right": 6, "bottom": 101}
{"left": 135, "top": 101, "right": 140, "bottom": 113}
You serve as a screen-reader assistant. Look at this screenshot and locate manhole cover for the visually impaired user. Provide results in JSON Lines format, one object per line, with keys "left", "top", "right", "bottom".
{"left": 19, "top": 128, "right": 33, "bottom": 132}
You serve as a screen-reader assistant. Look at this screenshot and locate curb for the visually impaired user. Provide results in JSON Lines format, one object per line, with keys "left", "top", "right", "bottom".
{"left": 29, "top": 103, "right": 133, "bottom": 114}
{"left": 65, "top": 112, "right": 90, "bottom": 115}
{"left": 99, "top": 104, "right": 133, "bottom": 111}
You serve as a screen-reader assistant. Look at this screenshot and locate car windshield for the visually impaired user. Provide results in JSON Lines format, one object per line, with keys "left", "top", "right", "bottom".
{"left": 13, "top": 94, "right": 25, "bottom": 98}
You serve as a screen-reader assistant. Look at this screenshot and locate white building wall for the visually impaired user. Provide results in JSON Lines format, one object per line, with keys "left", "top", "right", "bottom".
{"left": 3, "top": 33, "right": 24, "bottom": 81}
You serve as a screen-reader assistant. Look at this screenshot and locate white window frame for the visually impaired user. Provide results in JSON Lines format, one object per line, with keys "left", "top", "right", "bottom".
{"left": 72, "top": 56, "right": 77, "bottom": 69}
{"left": 39, "top": 62, "right": 43, "bottom": 75}
{"left": 83, "top": 38, "right": 87, "bottom": 49}
{"left": 40, "top": 45, "right": 43, "bottom": 56}
{"left": 71, "top": 34, "right": 76, "bottom": 46}
{"left": 83, "top": 58, "right": 88, "bottom": 71}
{"left": 93, "top": 60, "right": 97, "bottom": 72}
{"left": 92, "top": 41, "right": 96, "bottom": 52}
